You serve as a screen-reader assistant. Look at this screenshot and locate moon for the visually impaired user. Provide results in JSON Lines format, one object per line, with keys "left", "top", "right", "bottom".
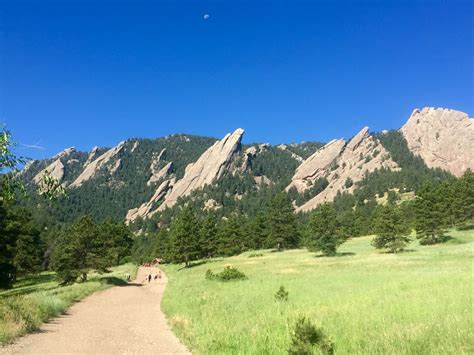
{"left": 203, "top": 14, "right": 210, "bottom": 20}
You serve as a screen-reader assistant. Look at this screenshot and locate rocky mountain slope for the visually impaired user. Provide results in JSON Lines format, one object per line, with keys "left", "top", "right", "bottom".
{"left": 400, "top": 107, "right": 473, "bottom": 177}
{"left": 19, "top": 106, "right": 472, "bottom": 222}
{"left": 287, "top": 127, "right": 399, "bottom": 212}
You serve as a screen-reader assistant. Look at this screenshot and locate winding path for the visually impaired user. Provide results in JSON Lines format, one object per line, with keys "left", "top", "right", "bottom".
{"left": 1, "top": 267, "right": 190, "bottom": 354}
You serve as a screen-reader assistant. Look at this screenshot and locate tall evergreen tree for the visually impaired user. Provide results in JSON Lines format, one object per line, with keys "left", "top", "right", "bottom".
{"left": 266, "top": 193, "right": 299, "bottom": 250}
{"left": 50, "top": 215, "right": 107, "bottom": 283}
{"left": 217, "top": 215, "right": 245, "bottom": 256}
{"left": 414, "top": 183, "right": 445, "bottom": 244}
{"left": 372, "top": 204, "right": 411, "bottom": 253}
{"left": 307, "top": 203, "right": 345, "bottom": 256}
{"left": 199, "top": 213, "right": 219, "bottom": 258}
{"left": 169, "top": 206, "right": 201, "bottom": 266}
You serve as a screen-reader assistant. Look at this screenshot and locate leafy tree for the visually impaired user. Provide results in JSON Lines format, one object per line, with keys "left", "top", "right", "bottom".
{"left": 372, "top": 205, "right": 411, "bottom": 253}
{"left": 307, "top": 203, "right": 345, "bottom": 256}
{"left": 169, "top": 206, "right": 201, "bottom": 266}
{"left": 266, "top": 193, "right": 299, "bottom": 250}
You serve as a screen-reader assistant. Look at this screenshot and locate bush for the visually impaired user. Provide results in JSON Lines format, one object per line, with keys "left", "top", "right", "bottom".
{"left": 275, "top": 286, "right": 289, "bottom": 301}
{"left": 248, "top": 252, "right": 264, "bottom": 258}
{"left": 205, "top": 267, "right": 247, "bottom": 282}
{"left": 288, "top": 316, "right": 334, "bottom": 355}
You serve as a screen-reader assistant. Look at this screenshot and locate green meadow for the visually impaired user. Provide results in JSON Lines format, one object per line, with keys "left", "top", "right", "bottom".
{"left": 0, "top": 263, "right": 137, "bottom": 344}
{"left": 161, "top": 229, "right": 473, "bottom": 354}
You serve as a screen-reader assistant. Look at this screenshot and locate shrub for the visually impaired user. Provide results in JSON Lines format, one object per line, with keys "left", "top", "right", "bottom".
{"left": 275, "top": 286, "right": 289, "bottom": 301}
{"left": 205, "top": 267, "right": 247, "bottom": 282}
{"left": 288, "top": 316, "right": 334, "bottom": 355}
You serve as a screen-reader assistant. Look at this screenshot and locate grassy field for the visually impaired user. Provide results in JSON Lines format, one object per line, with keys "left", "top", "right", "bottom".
{"left": 0, "top": 263, "right": 137, "bottom": 344}
{"left": 161, "top": 229, "right": 473, "bottom": 354}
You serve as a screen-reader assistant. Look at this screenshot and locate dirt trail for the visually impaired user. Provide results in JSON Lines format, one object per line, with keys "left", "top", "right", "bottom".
{"left": 1, "top": 267, "right": 190, "bottom": 354}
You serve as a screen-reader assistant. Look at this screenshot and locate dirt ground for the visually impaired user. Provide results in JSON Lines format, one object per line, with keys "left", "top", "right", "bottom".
{"left": 0, "top": 267, "right": 190, "bottom": 354}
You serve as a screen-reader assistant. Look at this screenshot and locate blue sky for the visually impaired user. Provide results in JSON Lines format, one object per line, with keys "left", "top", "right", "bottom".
{"left": 1, "top": 0, "right": 472, "bottom": 159}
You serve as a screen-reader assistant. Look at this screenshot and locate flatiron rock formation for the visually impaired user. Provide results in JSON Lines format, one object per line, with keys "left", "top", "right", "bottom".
{"left": 33, "top": 147, "right": 76, "bottom": 185}
{"left": 70, "top": 141, "right": 125, "bottom": 187}
{"left": 157, "top": 128, "right": 244, "bottom": 211}
{"left": 400, "top": 107, "right": 474, "bottom": 177}
{"left": 287, "top": 127, "right": 399, "bottom": 212}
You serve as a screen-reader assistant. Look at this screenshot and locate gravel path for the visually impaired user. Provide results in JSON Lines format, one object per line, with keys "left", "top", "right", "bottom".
{"left": 1, "top": 267, "right": 190, "bottom": 354}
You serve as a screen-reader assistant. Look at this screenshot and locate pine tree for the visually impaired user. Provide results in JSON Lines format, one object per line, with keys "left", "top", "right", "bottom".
{"left": 414, "top": 183, "right": 445, "bottom": 244}
{"left": 307, "top": 203, "right": 345, "bottom": 256}
{"left": 51, "top": 215, "right": 108, "bottom": 283}
{"left": 217, "top": 215, "right": 245, "bottom": 256}
{"left": 169, "top": 206, "right": 201, "bottom": 266}
{"left": 199, "top": 213, "right": 219, "bottom": 258}
{"left": 372, "top": 204, "right": 411, "bottom": 253}
{"left": 266, "top": 193, "right": 299, "bottom": 250}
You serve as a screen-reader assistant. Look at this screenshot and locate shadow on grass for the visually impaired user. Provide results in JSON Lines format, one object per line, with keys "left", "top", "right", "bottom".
{"left": 419, "top": 235, "right": 454, "bottom": 245}
{"left": 100, "top": 277, "right": 142, "bottom": 287}
{"left": 456, "top": 224, "right": 474, "bottom": 231}
{"left": 176, "top": 258, "right": 226, "bottom": 271}
{"left": 0, "top": 284, "right": 59, "bottom": 298}
{"left": 314, "top": 252, "right": 356, "bottom": 258}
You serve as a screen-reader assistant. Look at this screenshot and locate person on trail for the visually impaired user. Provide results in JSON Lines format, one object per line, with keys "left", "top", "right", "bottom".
{"left": 148, "top": 274, "right": 152, "bottom": 283}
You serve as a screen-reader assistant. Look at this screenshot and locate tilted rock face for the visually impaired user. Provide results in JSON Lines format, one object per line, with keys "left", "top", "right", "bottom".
{"left": 126, "top": 178, "right": 175, "bottom": 222}
{"left": 287, "top": 127, "right": 399, "bottom": 212}
{"left": 147, "top": 149, "right": 172, "bottom": 185}
{"left": 33, "top": 147, "right": 75, "bottom": 185}
{"left": 147, "top": 161, "right": 173, "bottom": 186}
{"left": 287, "top": 139, "right": 346, "bottom": 193}
{"left": 84, "top": 146, "right": 100, "bottom": 168}
{"left": 400, "top": 107, "right": 474, "bottom": 177}
{"left": 70, "top": 142, "right": 125, "bottom": 187}
{"left": 157, "top": 128, "right": 245, "bottom": 210}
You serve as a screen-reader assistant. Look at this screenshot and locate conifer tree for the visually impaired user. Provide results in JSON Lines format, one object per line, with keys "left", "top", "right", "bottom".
{"left": 199, "top": 213, "right": 219, "bottom": 258}
{"left": 266, "top": 193, "right": 299, "bottom": 250}
{"left": 169, "top": 206, "right": 201, "bottom": 266}
{"left": 372, "top": 204, "right": 411, "bottom": 253}
{"left": 217, "top": 215, "right": 244, "bottom": 256}
{"left": 307, "top": 203, "right": 345, "bottom": 256}
{"left": 414, "top": 183, "right": 445, "bottom": 244}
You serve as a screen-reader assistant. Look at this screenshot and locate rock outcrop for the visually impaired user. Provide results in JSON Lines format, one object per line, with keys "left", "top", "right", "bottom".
{"left": 33, "top": 147, "right": 75, "bottom": 185}
{"left": 147, "top": 149, "right": 172, "bottom": 185}
{"left": 400, "top": 107, "right": 474, "bottom": 177}
{"left": 287, "top": 127, "right": 399, "bottom": 212}
{"left": 157, "top": 128, "right": 245, "bottom": 210}
{"left": 70, "top": 142, "right": 125, "bottom": 187}
{"left": 126, "top": 179, "right": 175, "bottom": 222}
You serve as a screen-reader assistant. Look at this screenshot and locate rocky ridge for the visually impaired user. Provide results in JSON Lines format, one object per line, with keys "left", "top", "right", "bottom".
{"left": 400, "top": 107, "right": 474, "bottom": 177}
{"left": 287, "top": 127, "right": 399, "bottom": 212}
{"left": 70, "top": 142, "right": 125, "bottom": 187}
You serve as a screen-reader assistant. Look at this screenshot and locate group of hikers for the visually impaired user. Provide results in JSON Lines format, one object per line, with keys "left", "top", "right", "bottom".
{"left": 145, "top": 271, "right": 162, "bottom": 283}
{"left": 124, "top": 267, "right": 162, "bottom": 283}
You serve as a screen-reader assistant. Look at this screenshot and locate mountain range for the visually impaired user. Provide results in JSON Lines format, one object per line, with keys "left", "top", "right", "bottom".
{"left": 20, "top": 107, "right": 473, "bottom": 225}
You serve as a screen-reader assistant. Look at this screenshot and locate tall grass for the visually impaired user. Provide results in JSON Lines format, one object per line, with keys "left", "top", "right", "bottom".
{"left": 0, "top": 263, "right": 137, "bottom": 344}
{"left": 161, "top": 230, "right": 473, "bottom": 354}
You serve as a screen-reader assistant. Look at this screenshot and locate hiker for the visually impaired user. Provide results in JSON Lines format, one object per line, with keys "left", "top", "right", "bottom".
{"left": 148, "top": 274, "right": 152, "bottom": 283}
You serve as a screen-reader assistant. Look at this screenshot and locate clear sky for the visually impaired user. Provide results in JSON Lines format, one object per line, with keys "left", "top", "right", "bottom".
{"left": 1, "top": 0, "right": 472, "bottom": 159}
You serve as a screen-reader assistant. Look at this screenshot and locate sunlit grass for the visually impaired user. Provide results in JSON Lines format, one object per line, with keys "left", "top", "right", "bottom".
{"left": 0, "top": 263, "right": 137, "bottom": 344}
{"left": 161, "top": 229, "right": 474, "bottom": 354}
